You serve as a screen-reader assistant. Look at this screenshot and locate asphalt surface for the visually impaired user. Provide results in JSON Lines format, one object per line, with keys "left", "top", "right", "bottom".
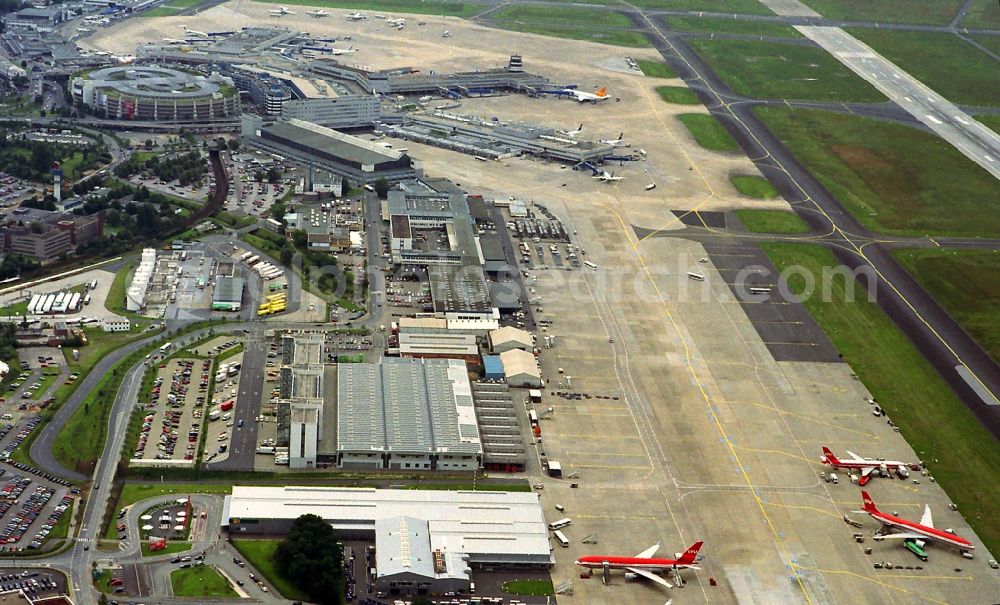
{"left": 204, "top": 331, "right": 267, "bottom": 471}
{"left": 799, "top": 26, "right": 1000, "bottom": 179}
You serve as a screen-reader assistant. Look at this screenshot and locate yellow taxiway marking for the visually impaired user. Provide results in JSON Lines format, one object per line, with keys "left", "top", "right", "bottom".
{"left": 762, "top": 501, "right": 843, "bottom": 519}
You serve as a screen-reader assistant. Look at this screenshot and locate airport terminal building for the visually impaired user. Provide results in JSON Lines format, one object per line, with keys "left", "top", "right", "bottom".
{"left": 223, "top": 486, "right": 554, "bottom": 595}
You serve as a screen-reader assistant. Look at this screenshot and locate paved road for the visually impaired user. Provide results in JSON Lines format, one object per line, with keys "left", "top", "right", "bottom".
{"left": 205, "top": 329, "right": 267, "bottom": 471}
{"left": 799, "top": 26, "right": 1000, "bottom": 179}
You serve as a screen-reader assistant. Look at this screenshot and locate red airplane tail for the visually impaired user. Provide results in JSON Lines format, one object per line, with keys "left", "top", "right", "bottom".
{"left": 822, "top": 446, "right": 839, "bottom": 465}
{"left": 678, "top": 541, "right": 704, "bottom": 565}
{"left": 860, "top": 491, "right": 879, "bottom": 514}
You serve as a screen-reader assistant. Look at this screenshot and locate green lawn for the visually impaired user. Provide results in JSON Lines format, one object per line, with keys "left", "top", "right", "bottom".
{"left": 138, "top": 6, "right": 181, "bottom": 16}
{"left": 632, "top": 0, "right": 775, "bottom": 14}
{"left": 668, "top": 15, "right": 801, "bottom": 38}
{"left": 677, "top": 113, "right": 740, "bottom": 152}
{"left": 762, "top": 243, "right": 1000, "bottom": 555}
{"left": 232, "top": 539, "right": 309, "bottom": 601}
{"left": 687, "top": 38, "right": 885, "bottom": 102}
{"left": 962, "top": 0, "right": 1000, "bottom": 28}
{"left": 502, "top": 578, "right": 555, "bottom": 596}
{"left": 637, "top": 59, "right": 676, "bottom": 79}
{"left": 847, "top": 29, "right": 1000, "bottom": 107}
{"left": 104, "top": 256, "right": 152, "bottom": 321}
{"left": 891, "top": 249, "right": 1000, "bottom": 365}
{"left": 730, "top": 174, "right": 780, "bottom": 199}
{"left": 802, "top": 0, "right": 965, "bottom": 24}
{"left": 655, "top": 85, "right": 700, "bottom": 105}
{"left": 0, "top": 298, "right": 29, "bottom": 317}
{"left": 119, "top": 483, "right": 232, "bottom": 509}
{"left": 170, "top": 566, "right": 237, "bottom": 598}
{"left": 252, "top": 0, "right": 485, "bottom": 18}
{"left": 734, "top": 209, "right": 810, "bottom": 233}
{"left": 971, "top": 34, "right": 1000, "bottom": 56}
{"left": 754, "top": 107, "right": 1000, "bottom": 237}
{"left": 142, "top": 541, "right": 193, "bottom": 557}
{"left": 489, "top": 5, "right": 651, "bottom": 47}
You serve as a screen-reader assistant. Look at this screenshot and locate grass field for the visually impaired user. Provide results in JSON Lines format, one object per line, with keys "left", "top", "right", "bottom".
{"left": 962, "top": 0, "right": 1000, "bottom": 28}
{"left": 734, "top": 209, "right": 810, "bottom": 233}
{"left": 761, "top": 243, "right": 1000, "bottom": 555}
{"left": 637, "top": 59, "right": 676, "bottom": 79}
{"left": 668, "top": 15, "right": 801, "bottom": 38}
{"left": 0, "top": 298, "right": 28, "bottom": 317}
{"left": 489, "top": 5, "right": 651, "bottom": 47}
{"left": 801, "top": 0, "right": 964, "bottom": 24}
{"left": 687, "top": 38, "right": 885, "bottom": 102}
{"left": 105, "top": 483, "right": 232, "bottom": 540}
{"left": 631, "top": 0, "right": 774, "bottom": 14}
{"left": 976, "top": 114, "right": 1000, "bottom": 135}
{"left": 677, "top": 114, "right": 740, "bottom": 152}
{"left": 655, "top": 86, "right": 700, "bottom": 105}
{"left": 502, "top": 579, "right": 555, "bottom": 596}
{"left": 232, "top": 539, "right": 309, "bottom": 601}
{"left": 891, "top": 249, "right": 1000, "bottom": 365}
{"left": 253, "top": 0, "right": 484, "bottom": 18}
{"left": 754, "top": 107, "right": 1000, "bottom": 237}
{"left": 971, "top": 34, "right": 1000, "bottom": 56}
{"left": 170, "top": 566, "right": 237, "bottom": 598}
{"left": 730, "top": 174, "right": 780, "bottom": 199}
{"left": 847, "top": 29, "right": 1000, "bottom": 107}
{"left": 142, "top": 541, "right": 192, "bottom": 557}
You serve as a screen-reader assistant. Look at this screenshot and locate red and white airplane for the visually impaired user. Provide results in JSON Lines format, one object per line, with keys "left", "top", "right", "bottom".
{"left": 822, "top": 447, "right": 916, "bottom": 485}
{"left": 857, "top": 491, "right": 974, "bottom": 553}
{"left": 575, "top": 541, "right": 703, "bottom": 588}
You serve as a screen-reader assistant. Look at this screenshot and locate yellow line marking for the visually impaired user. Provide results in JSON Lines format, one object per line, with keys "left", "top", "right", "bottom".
{"left": 762, "top": 501, "right": 842, "bottom": 519}
{"left": 564, "top": 451, "right": 648, "bottom": 457}
{"left": 547, "top": 433, "right": 642, "bottom": 440}
{"left": 569, "top": 463, "right": 653, "bottom": 470}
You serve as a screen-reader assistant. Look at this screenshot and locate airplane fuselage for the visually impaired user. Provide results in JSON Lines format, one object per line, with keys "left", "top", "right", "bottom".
{"left": 575, "top": 557, "right": 692, "bottom": 570}
{"left": 869, "top": 512, "right": 974, "bottom": 550}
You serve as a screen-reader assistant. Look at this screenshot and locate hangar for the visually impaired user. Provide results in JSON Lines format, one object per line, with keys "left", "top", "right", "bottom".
{"left": 222, "top": 486, "right": 553, "bottom": 595}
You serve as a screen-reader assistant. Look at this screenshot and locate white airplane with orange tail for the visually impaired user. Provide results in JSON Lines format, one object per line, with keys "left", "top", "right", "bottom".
{"left": 567, "top": 86, "right": 610, "bottom": 103}
{"left": 822, "top": 447, "right": 917, "bottom": 485}
{"left": 575, "top": 541, "right": 703, "bottom": 589}
{"left": 856, "top": 491, "right": 974, "bottom": 558}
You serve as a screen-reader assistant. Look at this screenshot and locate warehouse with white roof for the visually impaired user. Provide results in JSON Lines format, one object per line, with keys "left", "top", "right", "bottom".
{"left": 222, "top": 486, "right": 553, "bottom": 595}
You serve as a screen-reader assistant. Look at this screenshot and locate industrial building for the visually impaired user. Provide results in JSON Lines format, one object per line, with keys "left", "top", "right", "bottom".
{"left": 0, "top": 208, "right": 104, "bottom": 262}
{"left": 127, "top": 248, "right": 157, "bottom": 312}
{"left": 392, "top": 332, "right": 480, "bottom": 363}
{"left": 222, "top": 486, "right": 553, "bottom": 596}
{"left": 211, "top": 276, "right": 244, "bottom": 311}
{"left": 71, "top": 65, "right": 240, "bottom": 122}
{"left": 242, "top": 115, "right": 415, "bottom": 184}
{"left": 281, "top": 333, "right": 325, "bottom": 365}
{"left": 336, "top": 358, "right": 483, "bottom": 470}
{"left": 488, "top": 326, "right": 533, "bottom": 353}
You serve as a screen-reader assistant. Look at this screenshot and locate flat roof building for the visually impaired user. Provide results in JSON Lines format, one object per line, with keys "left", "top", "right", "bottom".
{"left": 222, "top": 486, "right": 554, "bottom": 576}
{"left": 212, "top": 276, "right": 244, "bottom": 311}
{"left": 395, "top": 332, "right": 480, "bottom": 363}
{"left": 336, "top": 358, "right": 482, "bottom": 471}
{"left": 243, "top": 115, "right": 415, "bottom": 184}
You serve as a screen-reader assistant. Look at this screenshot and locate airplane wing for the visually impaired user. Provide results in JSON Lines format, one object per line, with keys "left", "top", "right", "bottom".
{"left": 625, "top": 567, "right": 672, "bottom": 588}
{"left": 633, "top": 543, "right": 660, "bottom": 559}
{"left": 845, "top": 450, "right": 863, "bottom": 461}
{"left": 860, "top": 467, "right": 874, "bottom": 478}
{"left": 876, "top": 532, "right": 926, "bottom": 540}
{"left": 920, "top": 504, "right": 934, "bottom": 528}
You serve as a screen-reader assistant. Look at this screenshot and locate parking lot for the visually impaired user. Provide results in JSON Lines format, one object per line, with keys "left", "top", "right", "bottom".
{"left": 0, "top": 172, "right": 35, "bottom": 208}
{"left": 224, "top": 152, "right": 289, "bottom": 217}
{"left": 131, "top": 357, "right": 212, "bottom": 466}
{"left": 203, "top": 350, "right": 244, "bottom": 465}
{"left": 0, "top": 461, "right": 74, "bottom": 551}
{"left": 0, "top": 568, "right": 68, "bottom": 599}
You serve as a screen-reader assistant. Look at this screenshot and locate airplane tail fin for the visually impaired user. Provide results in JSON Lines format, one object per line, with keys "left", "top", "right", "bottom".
{"left": 822, "top": 446, "right": 839, "bottom": 465}
{"left": 578, "top": 123, "right": 583, "bottom": 131}
{"left": 678, "top": 541, "right": 704, "bottom": 565}
{"left": 596, "top": 87, "right": 608, "bottom": 97}
{"left": 861, "top": 491, "right": 879, "bottom": 514}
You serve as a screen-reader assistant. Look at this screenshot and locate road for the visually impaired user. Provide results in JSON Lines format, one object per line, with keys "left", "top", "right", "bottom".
{"left": 799, "top": 25, "right": 1000, "bottom": 179}
{"left": 204, "top": 329, "right": 267, "bottom": 471}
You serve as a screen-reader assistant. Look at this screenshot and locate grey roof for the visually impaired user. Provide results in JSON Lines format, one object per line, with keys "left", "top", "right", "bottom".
{"left": 375, "top": 516, "right": 435, "bottom": 579}
{"left": 269, "top": 119, "right": 403, "bottom": 166}
{"left": 428, "top": 265, "right": 492, "bottom": 313}
{"left": 336, "top": 358, "right": 482, "bottom": 456}
{"left": 212, "top": 276, "right": 244, "bottom": 304}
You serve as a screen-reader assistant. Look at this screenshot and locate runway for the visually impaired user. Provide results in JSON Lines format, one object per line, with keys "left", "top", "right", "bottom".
{"left": 798, "top": 25, "right": 1000, "bottom": 180}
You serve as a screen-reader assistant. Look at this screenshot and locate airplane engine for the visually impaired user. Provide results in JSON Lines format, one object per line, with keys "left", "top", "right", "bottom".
{"left": 624, "top": 572, "right": 638, "bottom": 581}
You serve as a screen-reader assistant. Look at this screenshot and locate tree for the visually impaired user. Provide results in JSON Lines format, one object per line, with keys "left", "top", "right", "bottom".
{"left": 266, "top": 166, "right": 281, "bottom": 183}
{"left": 227, "top": 138, "right": 240, "bottom": 151}
{"left": 144, "top": 138, "right": 154, "bottom": 150}
{"left": 273, "top": 514, "right": 344, "bottom": 605}
{"left": 291, "top": 229, "right": 307, "bottom": 249}
{"left": 373, "top": 177, "right": 390, "bottom": 199}
{"left": 412, "top": 597, "right": 432, "bottom": 605}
